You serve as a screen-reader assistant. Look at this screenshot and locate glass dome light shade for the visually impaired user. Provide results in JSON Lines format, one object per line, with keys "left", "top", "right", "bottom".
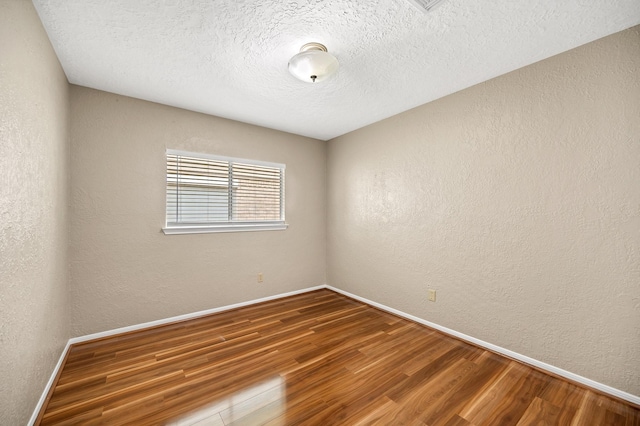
{"left": 288, "top": 43, "right": 339, "bottom": 83}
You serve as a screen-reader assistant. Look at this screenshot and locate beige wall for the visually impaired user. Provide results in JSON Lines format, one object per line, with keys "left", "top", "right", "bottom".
{"left": 0, "top": 0, "right": 70, "bottom": 423}
{"left": 327, "top": 26, "right": 640, "bottom": 395}
{"left": 69, "top": 86, "right": 326, "bottom": 336}
{"left": 1, "top": 7, "right": 637, "bottom": 420}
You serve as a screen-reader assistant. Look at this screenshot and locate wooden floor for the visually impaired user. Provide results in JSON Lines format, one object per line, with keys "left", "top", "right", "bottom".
{"left": 38, "top": 289, "right": 639, "bottom": 425}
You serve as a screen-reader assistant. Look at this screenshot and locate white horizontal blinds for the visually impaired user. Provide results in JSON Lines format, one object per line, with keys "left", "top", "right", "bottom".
{"left": 166, "top": 151, "right": 284, "bottom": 226}
{"left": 232, "top": 162, "right": 283, "bottom": 221}
{"left": 166, "top": 153, "right": 230, "bottom": 224}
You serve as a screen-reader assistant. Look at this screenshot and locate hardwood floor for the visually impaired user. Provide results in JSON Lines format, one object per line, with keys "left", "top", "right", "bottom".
{"left": 38, "top": 289, "right": 639, "bottom": 425}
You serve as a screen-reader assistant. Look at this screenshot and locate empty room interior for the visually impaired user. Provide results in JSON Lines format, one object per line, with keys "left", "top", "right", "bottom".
{"left": 1, "top": 0, "right": 639, "bottom": 424}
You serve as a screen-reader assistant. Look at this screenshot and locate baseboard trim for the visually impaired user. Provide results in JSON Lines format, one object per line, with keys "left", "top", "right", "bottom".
{"left": 29, "top": 283, "right": 639, "bottom": 425}
{"left": 69, "top": 285, "right": 326, "bottom": 345}
{"left": 28, "top": 340, "right": 72, "bottom": 426}
{"left": 28, "top": 285, "right": 325, "bottom": 425}
{"left": 326, "top": 285, "right": 640, "bottom": 406}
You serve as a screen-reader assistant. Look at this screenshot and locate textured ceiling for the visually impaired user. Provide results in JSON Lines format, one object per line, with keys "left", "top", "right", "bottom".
{"left": 32, "top": 0, "right": 640, "bottom": 141}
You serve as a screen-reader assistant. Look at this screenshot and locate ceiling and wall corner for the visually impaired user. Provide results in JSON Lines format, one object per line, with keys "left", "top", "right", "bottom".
{"left": 3, "top": 1, "right": 640, "bottom": 422}
{"left": 31, "top": 0, "right": 640, "bottom": 140}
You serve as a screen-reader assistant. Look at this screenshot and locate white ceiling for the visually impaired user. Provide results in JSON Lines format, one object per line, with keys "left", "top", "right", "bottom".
{"left": 33, "top": 0, "right": 640, "bottom": 141}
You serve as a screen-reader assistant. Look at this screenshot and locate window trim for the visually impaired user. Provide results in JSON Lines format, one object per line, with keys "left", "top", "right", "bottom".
{"left": 162, "top": 149, "right": 288, "bottom": 235}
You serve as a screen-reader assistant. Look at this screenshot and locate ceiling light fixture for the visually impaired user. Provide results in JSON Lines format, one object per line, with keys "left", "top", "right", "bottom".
{"left": 288, "top": 42, "right": 339, "bottom": 83}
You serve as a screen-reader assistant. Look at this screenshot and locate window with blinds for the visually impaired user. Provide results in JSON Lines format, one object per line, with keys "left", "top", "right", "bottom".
{"left": 164, "top": 150, "right": 287, "bottom": 234}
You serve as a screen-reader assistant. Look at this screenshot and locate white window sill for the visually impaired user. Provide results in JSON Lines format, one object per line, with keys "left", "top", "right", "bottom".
{"left": 162, "top": 223, "right": 288, "bottom": 235}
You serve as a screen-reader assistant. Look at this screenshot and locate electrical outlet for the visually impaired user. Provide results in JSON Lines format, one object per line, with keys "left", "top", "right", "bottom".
{"left": 257, "top": 273, "right": 263, "bottom": 283}
{"left": 427, "top": 289, "right": 436, "bottom": 302}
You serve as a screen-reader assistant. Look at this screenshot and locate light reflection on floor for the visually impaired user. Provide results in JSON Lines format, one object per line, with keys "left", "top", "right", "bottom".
{"left": 166, "top": 376, "right": 285, "bottom": 426}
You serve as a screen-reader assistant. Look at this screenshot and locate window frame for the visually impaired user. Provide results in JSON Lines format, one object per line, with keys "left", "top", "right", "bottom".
{"left": 163, "top": 149, "right": 287, "bottom": 235}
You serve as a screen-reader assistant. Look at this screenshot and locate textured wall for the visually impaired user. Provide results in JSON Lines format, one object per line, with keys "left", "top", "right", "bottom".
{"left": 69, "top": 86, "right": 326, "bottom": 336}
{"left": 327, "top": 26, "right": 640, "bottom": 395}
{"left": 0, "top": 0, "right": 70, "bottom": 424}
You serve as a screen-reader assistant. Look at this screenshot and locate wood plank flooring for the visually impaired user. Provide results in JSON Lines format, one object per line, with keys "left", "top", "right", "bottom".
{"left": 38, "top": 289, "right": 640, "bottom": 425}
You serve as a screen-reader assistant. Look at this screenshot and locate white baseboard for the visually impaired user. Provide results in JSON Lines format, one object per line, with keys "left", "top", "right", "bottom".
{"left": 326, "top": 285, "right": 640, "bottom": 406}
{"left": 28, "top": 340, "right": 72, "bottom": 426}
{"left": 28, "top": 285, "right": 325, "bottom": 425}
{"left": 29, "top": 283, "right": 639, "bottom": 425}
{"left": 69, "top": 285, "right": 326, "bottom": 345}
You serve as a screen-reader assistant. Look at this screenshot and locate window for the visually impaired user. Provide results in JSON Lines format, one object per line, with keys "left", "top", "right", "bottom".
{"left": 163, "top": 149, "right": 287, "bottom": 234}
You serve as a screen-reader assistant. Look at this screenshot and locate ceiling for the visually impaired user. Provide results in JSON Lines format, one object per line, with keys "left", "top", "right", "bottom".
{"left": 32, "top": 0, "right": 640, "bottom": 141}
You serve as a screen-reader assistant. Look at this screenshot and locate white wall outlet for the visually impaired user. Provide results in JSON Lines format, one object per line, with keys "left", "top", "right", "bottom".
{"left": 427, "top": 289, "right": 436, "bottom": 302}
{"left": 257, "top": 273, "right": 263, "bottom": 283}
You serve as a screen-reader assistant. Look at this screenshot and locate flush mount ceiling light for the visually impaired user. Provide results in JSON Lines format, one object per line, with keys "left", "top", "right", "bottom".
{"left": 288, "top": 42, "right": 339, "bottom": 83}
